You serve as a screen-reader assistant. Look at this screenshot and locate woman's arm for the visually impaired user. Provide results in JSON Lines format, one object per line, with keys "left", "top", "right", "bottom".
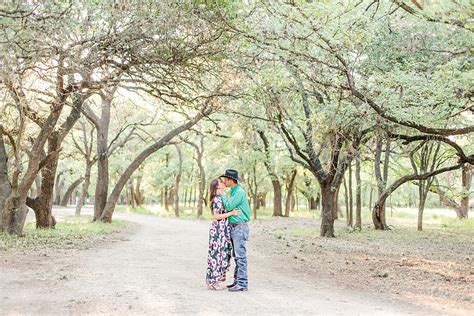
{"left": 213, "top": 209, "right": 240, "bottom": 220}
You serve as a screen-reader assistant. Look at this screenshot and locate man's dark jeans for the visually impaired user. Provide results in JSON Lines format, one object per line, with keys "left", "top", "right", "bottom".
{"left": 231, "top": 222, "right": 249, "bottom": 288}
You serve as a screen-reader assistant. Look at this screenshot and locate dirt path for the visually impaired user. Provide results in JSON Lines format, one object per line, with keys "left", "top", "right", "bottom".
{"left": 1, "top": 209, "right": 440, "bottom": 315}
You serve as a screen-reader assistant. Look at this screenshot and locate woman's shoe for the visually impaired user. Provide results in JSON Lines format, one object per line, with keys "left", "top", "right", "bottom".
{"left": 208, "top": 282, "right": 225, "bottom": 291}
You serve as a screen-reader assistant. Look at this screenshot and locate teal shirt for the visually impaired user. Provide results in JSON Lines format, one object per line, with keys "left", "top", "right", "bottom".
{"left": 220, "top": 184, "right": 250, "bottom": 224}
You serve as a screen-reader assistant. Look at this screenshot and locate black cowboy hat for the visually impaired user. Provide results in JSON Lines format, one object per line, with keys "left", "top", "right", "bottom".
{"left": 220, "top": 169, "right": 241, "bottom": 182}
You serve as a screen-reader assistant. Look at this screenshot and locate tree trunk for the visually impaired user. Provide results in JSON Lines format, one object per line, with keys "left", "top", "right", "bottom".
{"left": 347, "top": 162, "right": 353, "bottom": 227}
{"left": 320, "top": 184, "right": 336, "bottom": 237}
{"left": 93, "top": 126, "right": 109, "bottom": 219}
{"left": 129, "top": 181, "right": 136, "bottom": 208}
{"left": 187, "top": 185, "right": 193, "bottom": 208}
{"left": 284, "top": 169, "right": 297, "bottom": 217}
{"left": 373, "top": 133, "right": 390, "bottom": 230}
{"left": 0, "top": 136, "right": 12, "bottom": 233}
{"left": 355, "top": 157, "right": 362, "bottom": 230}
{"left": 60, "top": 177, "right": 83, "bottom": 206}
{"left": 368, "top": 186, "right": 373, "bottom": 211}
{"left": 271, "top": 179, "right": 283, "bottom": 217}
{"left": 333, "top": 186, "right": 342, "bottom": 220}
{"left": 197, "top": 162, "right": 206, "bottom": 218}
{"left": 54, "top": 176, "right": 65, "bottom": 206}
{"left": 27, "top": 133, "right": 60, "bottom": 228}
{"left": 417, "top": 180, "right": 427, "bottom": 231}
{"left": 174, "top": 145, "right": 183, "bottom": 217}
{"left": 343, "top": 175, "right": 349, "bottom": 224}
{"left": 133, "top": 176, "right": 145, "bottom": 206}
{"left": 460, "top": 164, "right": 472, "bottom": 218}
{"left": 257, "top": 131, "right": 282, "bottom": 217}
{"left": 183, "top": 137, "right": 205, "bottom": 218}
{"left": 75, "top": 162, "right": 92, "bottom": 216}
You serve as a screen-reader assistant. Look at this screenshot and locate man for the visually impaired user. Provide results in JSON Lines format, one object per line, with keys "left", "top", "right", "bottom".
{"left": 219, "top": 169, "right": 250, "bottom": 292}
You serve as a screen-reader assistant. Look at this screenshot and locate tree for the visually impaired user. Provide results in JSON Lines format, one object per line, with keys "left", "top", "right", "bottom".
{"left": 257, "top": 130, "right": 283, "bottom": 217}
{"left": 183, "top": 136, "right": 206, "bottom": 218}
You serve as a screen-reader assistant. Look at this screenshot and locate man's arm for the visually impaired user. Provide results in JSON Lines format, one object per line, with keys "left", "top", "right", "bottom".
{"left": 220, "top": 189, "right": 244, "bottom": 211}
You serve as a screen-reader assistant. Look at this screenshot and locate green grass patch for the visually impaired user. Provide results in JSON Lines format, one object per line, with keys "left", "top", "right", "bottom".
{"left": 0, "top": 215, "right": 129, "bottom": 250}
{"left": 440, "top": 217, "right": 474, "bottom": 231}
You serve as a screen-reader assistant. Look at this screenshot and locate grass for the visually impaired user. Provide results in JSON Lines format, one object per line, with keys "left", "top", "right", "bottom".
{"left": 0, "top": 215, "right": 129, "bottom": 250}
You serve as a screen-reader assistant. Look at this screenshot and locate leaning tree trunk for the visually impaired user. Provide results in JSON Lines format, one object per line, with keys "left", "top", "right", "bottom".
{"left": 60, "top": 177, "right": 83, "bottom": 206}
{"left": 100, "top": 108, "right": 211, "bottom": 222}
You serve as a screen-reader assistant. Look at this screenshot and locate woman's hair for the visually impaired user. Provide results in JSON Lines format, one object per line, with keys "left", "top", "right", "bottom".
{"left": 209, "top": 178, "right": 219, "bottom": 213}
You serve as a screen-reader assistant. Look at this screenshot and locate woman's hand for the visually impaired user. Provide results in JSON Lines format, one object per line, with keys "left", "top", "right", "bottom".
{"left": 231, "top": 209, "right": 241, "bottom": 216}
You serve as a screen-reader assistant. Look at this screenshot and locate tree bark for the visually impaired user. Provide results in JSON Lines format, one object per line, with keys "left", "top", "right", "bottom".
{"left": 417, "top": 181, "right": 426, "bottom": 231}
{"left": 27, "top": 133, "right": 61, "bottom": 228}
{"left": 320, "top": 184, "right": 336, "bottom": 237}
{"left": 133, "top": 176, "right": 145, "bottom": 206}
{"left": 26, "top": 93, "right": 86, "bottom": 228}
{"left": 343, "top": 175, "right": 349, "bottom": 223}
{"left": 284, "top": 169, "right": 297, "bottom": 217}
{"left": 54, "top": 176, "right": 65, "bottom": 206}
{"left": 184, "top": 137, "right": 205, "bottom": 218}
{"left": 347, "top": 161, "right": 353, "bottom": 227}
{"left": 460, "top": 164, "right": 472, "bottom": 218}
{"left": 373, "top": 133, "right": 390, "bottom": 230}
{"left": 173, "top": 145, "right": 183, "bottom": 217}
{"left": 271, "top": 179, "right": 283, "bottom": 217}
{"left": 196, "top": 144, "right": 205, "bottom": 218}
{"left": 100, "top": 107, "right": 211, "bottom": 222}
{"left": 355, "top": 157, "right": 362, "bottom": 230}
{"left": 0, "top": 135, "right": 12, "bottom": 233}
{"left": 75, "top": 161, "right": 92, "bottom": 216}
{"left": 258, "top": 131, "right": 282, "bottom": 217}
{"left": 91, "top": 91, "right": 114, "bottom": 220}
{"left": 60, "top": 177, "right": 84, "bottom": 206}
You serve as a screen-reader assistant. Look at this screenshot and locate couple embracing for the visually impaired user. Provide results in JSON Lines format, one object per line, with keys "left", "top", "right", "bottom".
{"left": 205, "top": 169, "right": 250, "bottom": 292}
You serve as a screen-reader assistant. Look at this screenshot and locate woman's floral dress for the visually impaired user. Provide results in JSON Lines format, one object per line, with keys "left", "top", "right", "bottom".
{"left": 206, "top": 196, "right": 232, "bottom": 286}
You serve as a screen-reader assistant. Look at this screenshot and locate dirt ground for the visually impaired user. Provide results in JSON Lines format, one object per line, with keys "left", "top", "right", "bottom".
{"left": 253, "top": 217, "right": 473, "bottom": 316}
{"left": 0, "top": 207, "right": 472, "bottom": 315}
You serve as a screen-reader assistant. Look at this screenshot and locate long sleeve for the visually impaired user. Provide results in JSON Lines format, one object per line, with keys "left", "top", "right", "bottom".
{"left": 220, "top": 189, "right": 244, "bottom": 211}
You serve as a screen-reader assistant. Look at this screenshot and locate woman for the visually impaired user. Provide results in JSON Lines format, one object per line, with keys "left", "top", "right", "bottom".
{"left": 206, "top": 178, "right": 240, "bottom": 290}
